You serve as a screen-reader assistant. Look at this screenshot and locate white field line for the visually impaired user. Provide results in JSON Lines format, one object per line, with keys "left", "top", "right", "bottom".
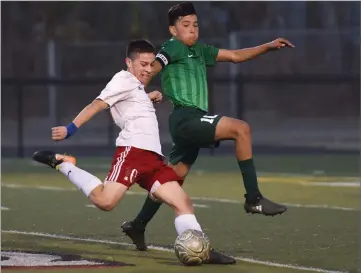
{"left": 258, "top": 171, "right": 358, "bottom": 179}
{"left": 2, "top": 183, "right": 77, "bottom": 191}
{"left": 193, "top": 204, "right": 209, "bottom": 208}
{"left": 26, "top": 162, "right": 360, "bottom": 181}
{"left": 2, "top": 183, "right": 358, "bottom": 212}
{"left": 2, "top": 230, "right": 347, "bottom": 273}
{"left": 301, "top": 182, "right": 360, "bottom": 187}
{"left": 188, "top": 196, "right": 358, "bottom": 211}
{"left": 1, "top": 206, "right": 10, "bottom": 210}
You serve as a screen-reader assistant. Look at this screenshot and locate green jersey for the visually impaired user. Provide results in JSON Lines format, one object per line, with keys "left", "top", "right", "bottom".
{"left": 155, "top": 38, "right": 219, "bottom": 112}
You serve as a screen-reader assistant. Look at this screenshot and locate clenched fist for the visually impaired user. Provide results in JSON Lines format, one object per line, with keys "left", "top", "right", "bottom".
{"left": 148, "top": 90, "right": 163, "bottom": 103}
{"left": 52, "top": 126, "right": 67, "bottom": 141}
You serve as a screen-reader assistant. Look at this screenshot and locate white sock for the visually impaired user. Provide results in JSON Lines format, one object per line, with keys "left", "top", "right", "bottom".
{"left": 174, "top": 214, "right": 202, "bottom": 236}
{"left": 58, "top": 162, "right": 102, "bottom": 197}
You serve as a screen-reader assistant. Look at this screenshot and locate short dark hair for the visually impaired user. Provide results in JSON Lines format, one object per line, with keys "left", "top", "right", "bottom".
{"left": 168, "top": 2, "right": 197, "bottom": 26}
{"left": 126, "top": 39, "right": 156, "bottom": 60}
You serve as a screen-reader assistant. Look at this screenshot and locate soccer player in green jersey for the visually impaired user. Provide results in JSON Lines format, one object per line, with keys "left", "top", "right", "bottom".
{"left": 122, "top": 2, "right": 295, "bottom": 255}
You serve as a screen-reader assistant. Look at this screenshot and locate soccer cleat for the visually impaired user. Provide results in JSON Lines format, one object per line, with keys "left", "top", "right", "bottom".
{"left": 244, "top": 194, "right": 287, "bottom": 216}
{"left": 121, "top": 221, "right": 147, "bottom": 251}
{"left": 32, "top": 150, "right": 76, "bottom": 170}
{"left": 203, "top": 249, "right": 236, "bottom": 265}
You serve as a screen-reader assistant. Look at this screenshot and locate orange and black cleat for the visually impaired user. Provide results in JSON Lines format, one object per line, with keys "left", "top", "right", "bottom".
{"left": 32, "top": 151, "right": 76, "bottom": 170}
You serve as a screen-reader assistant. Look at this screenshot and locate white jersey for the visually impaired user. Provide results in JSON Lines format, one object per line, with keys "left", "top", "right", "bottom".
{"left": 97, "top": 70, "right": 163, "bottom": 156}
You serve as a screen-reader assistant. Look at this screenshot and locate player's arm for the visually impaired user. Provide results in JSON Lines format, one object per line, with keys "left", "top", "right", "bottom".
{"left": 72, "top": 99, "right": 108, "bottom": 128}
{"left": 52, "top": 99, "right": 108, "bottom": 141}
{"left": 52, "top": 75, "right": 132, "bottom": 142}
{"left": 216, "top": 38, "right": 294, "bottom": 63}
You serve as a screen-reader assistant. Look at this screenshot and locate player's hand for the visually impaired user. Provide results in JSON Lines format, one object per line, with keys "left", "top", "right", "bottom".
{"left": 148, "top": 90, "right": 163, "bottom": 103}
{"left": 267, "top": 38, "right": 295, "bottom": 50}
{"left": 51, "top": 126, "right": 67, "bottom": 141}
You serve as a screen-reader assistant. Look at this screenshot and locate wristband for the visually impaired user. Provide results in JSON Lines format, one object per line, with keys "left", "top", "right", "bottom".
{"left": 65, "top": 122, "right": 78, "bottom": 139}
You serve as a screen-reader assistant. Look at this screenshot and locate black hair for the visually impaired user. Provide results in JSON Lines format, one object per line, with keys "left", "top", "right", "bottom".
{"left": 168, "top": 2, "right": 197, "bottom": 26}
{"left": 126, "top": 39, "right": 156, "bottom": 60}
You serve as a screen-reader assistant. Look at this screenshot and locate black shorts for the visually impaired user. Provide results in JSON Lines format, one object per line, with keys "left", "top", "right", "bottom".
{"left": 168, "top": 106, "right": 222, "bottom": 165}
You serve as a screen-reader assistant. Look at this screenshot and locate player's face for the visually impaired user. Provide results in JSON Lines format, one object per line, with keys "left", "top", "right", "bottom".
{"left": 126, "top": 52, "right": 155, "bottom": 85}
{"left": 170, "top": 15, "right": 199, "bottom": 46}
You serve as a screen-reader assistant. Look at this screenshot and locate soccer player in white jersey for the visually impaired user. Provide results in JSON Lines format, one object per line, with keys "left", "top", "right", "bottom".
{"left": 33, "top": 40, "right": 235, "bottom": 265}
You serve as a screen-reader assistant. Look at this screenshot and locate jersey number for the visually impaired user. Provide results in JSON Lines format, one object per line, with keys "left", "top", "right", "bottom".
{"left": 200, "top": 115, "right": 218, "bottom": 124}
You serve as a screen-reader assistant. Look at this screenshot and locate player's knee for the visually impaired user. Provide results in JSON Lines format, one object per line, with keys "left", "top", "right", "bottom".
{"left": 234, "top": 120, "right": 251, "bottom": 140}
{"left": 95, "top": 197, "right": 116, "bottom": 211}
{"left": 98, "top": 202, "right": 115, "bottom": 211}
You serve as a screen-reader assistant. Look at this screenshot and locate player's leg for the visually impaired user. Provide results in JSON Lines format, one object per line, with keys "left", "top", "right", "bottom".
{"left": 122, "top": 145, "right": 199, "bottom": 251}
{"left": 149, "top": 165, "right": 235, "bottom": 265}
{"left": 32, "top": 150, "right": 128, "bottom": 211}
{"left": 214, "top": 116, "right": 287, "bottom": 216}
{"left": 168, "top": 112, "right": 287, "bottom": 216}
{"left": 132, "top": 145, "right": 198, "bottom": 225}
{"left": 168, "top": 109, "right": 286, "bottom": 216}
{"left": 151, "top": 181, "right": 235, "bottom": 264}
{"left": 152, "top": 181, "right": 197, "bottom": 232}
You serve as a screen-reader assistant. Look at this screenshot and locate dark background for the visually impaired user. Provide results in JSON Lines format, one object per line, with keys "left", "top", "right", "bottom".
{"left": 1, "top": 1, "right": 359, "bottom": 157}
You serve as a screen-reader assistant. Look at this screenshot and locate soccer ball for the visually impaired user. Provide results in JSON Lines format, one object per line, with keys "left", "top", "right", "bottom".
{"left": 174, "top": 229, "right": 211, "bottom": 266}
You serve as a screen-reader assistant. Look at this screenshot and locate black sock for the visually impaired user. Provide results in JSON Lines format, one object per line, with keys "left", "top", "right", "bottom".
{"left": 238, "top": 158, "right": 261, "bottom": 199}
{"left": 133, "top": 196, "right": 163, "bottom": 230}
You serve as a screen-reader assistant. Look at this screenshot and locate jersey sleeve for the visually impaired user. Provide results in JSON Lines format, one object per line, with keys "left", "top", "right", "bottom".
{"left": 97, "top": 73, "right": 137, "bottom": 107}
{"left": 155, "top": 40, "right": 182, "bottom": 68}
{"left": 201, "top": 44, "right": 219, "bottom": 67}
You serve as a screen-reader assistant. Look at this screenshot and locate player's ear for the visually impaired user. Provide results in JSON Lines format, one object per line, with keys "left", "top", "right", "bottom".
{"left": 169, "top": 25, "right": 177, "bottom": 37}
{"left": 125, "top": 57, "right": 132, "bottom": 69}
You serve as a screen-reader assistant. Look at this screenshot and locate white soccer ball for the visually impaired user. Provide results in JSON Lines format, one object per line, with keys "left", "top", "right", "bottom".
{"left": 174, "top": 229, "right": 211, "bottom": 266}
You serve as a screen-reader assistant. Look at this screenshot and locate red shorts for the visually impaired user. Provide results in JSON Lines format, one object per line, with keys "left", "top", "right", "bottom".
{"left": 105, "top": 146, "right": 183, "bottom": 193}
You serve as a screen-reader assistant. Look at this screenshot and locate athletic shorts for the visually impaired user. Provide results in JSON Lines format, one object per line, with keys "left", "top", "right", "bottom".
{"left": 168, "top": 106, "right": 222, "bottom": 165}
{"left": 105, "top": 146, "right": 183, "bottom": 193}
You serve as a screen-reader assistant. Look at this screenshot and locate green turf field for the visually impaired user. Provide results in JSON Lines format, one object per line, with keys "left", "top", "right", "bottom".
{"left": 1, "top": 154, "right": 360, "bottom": 273}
